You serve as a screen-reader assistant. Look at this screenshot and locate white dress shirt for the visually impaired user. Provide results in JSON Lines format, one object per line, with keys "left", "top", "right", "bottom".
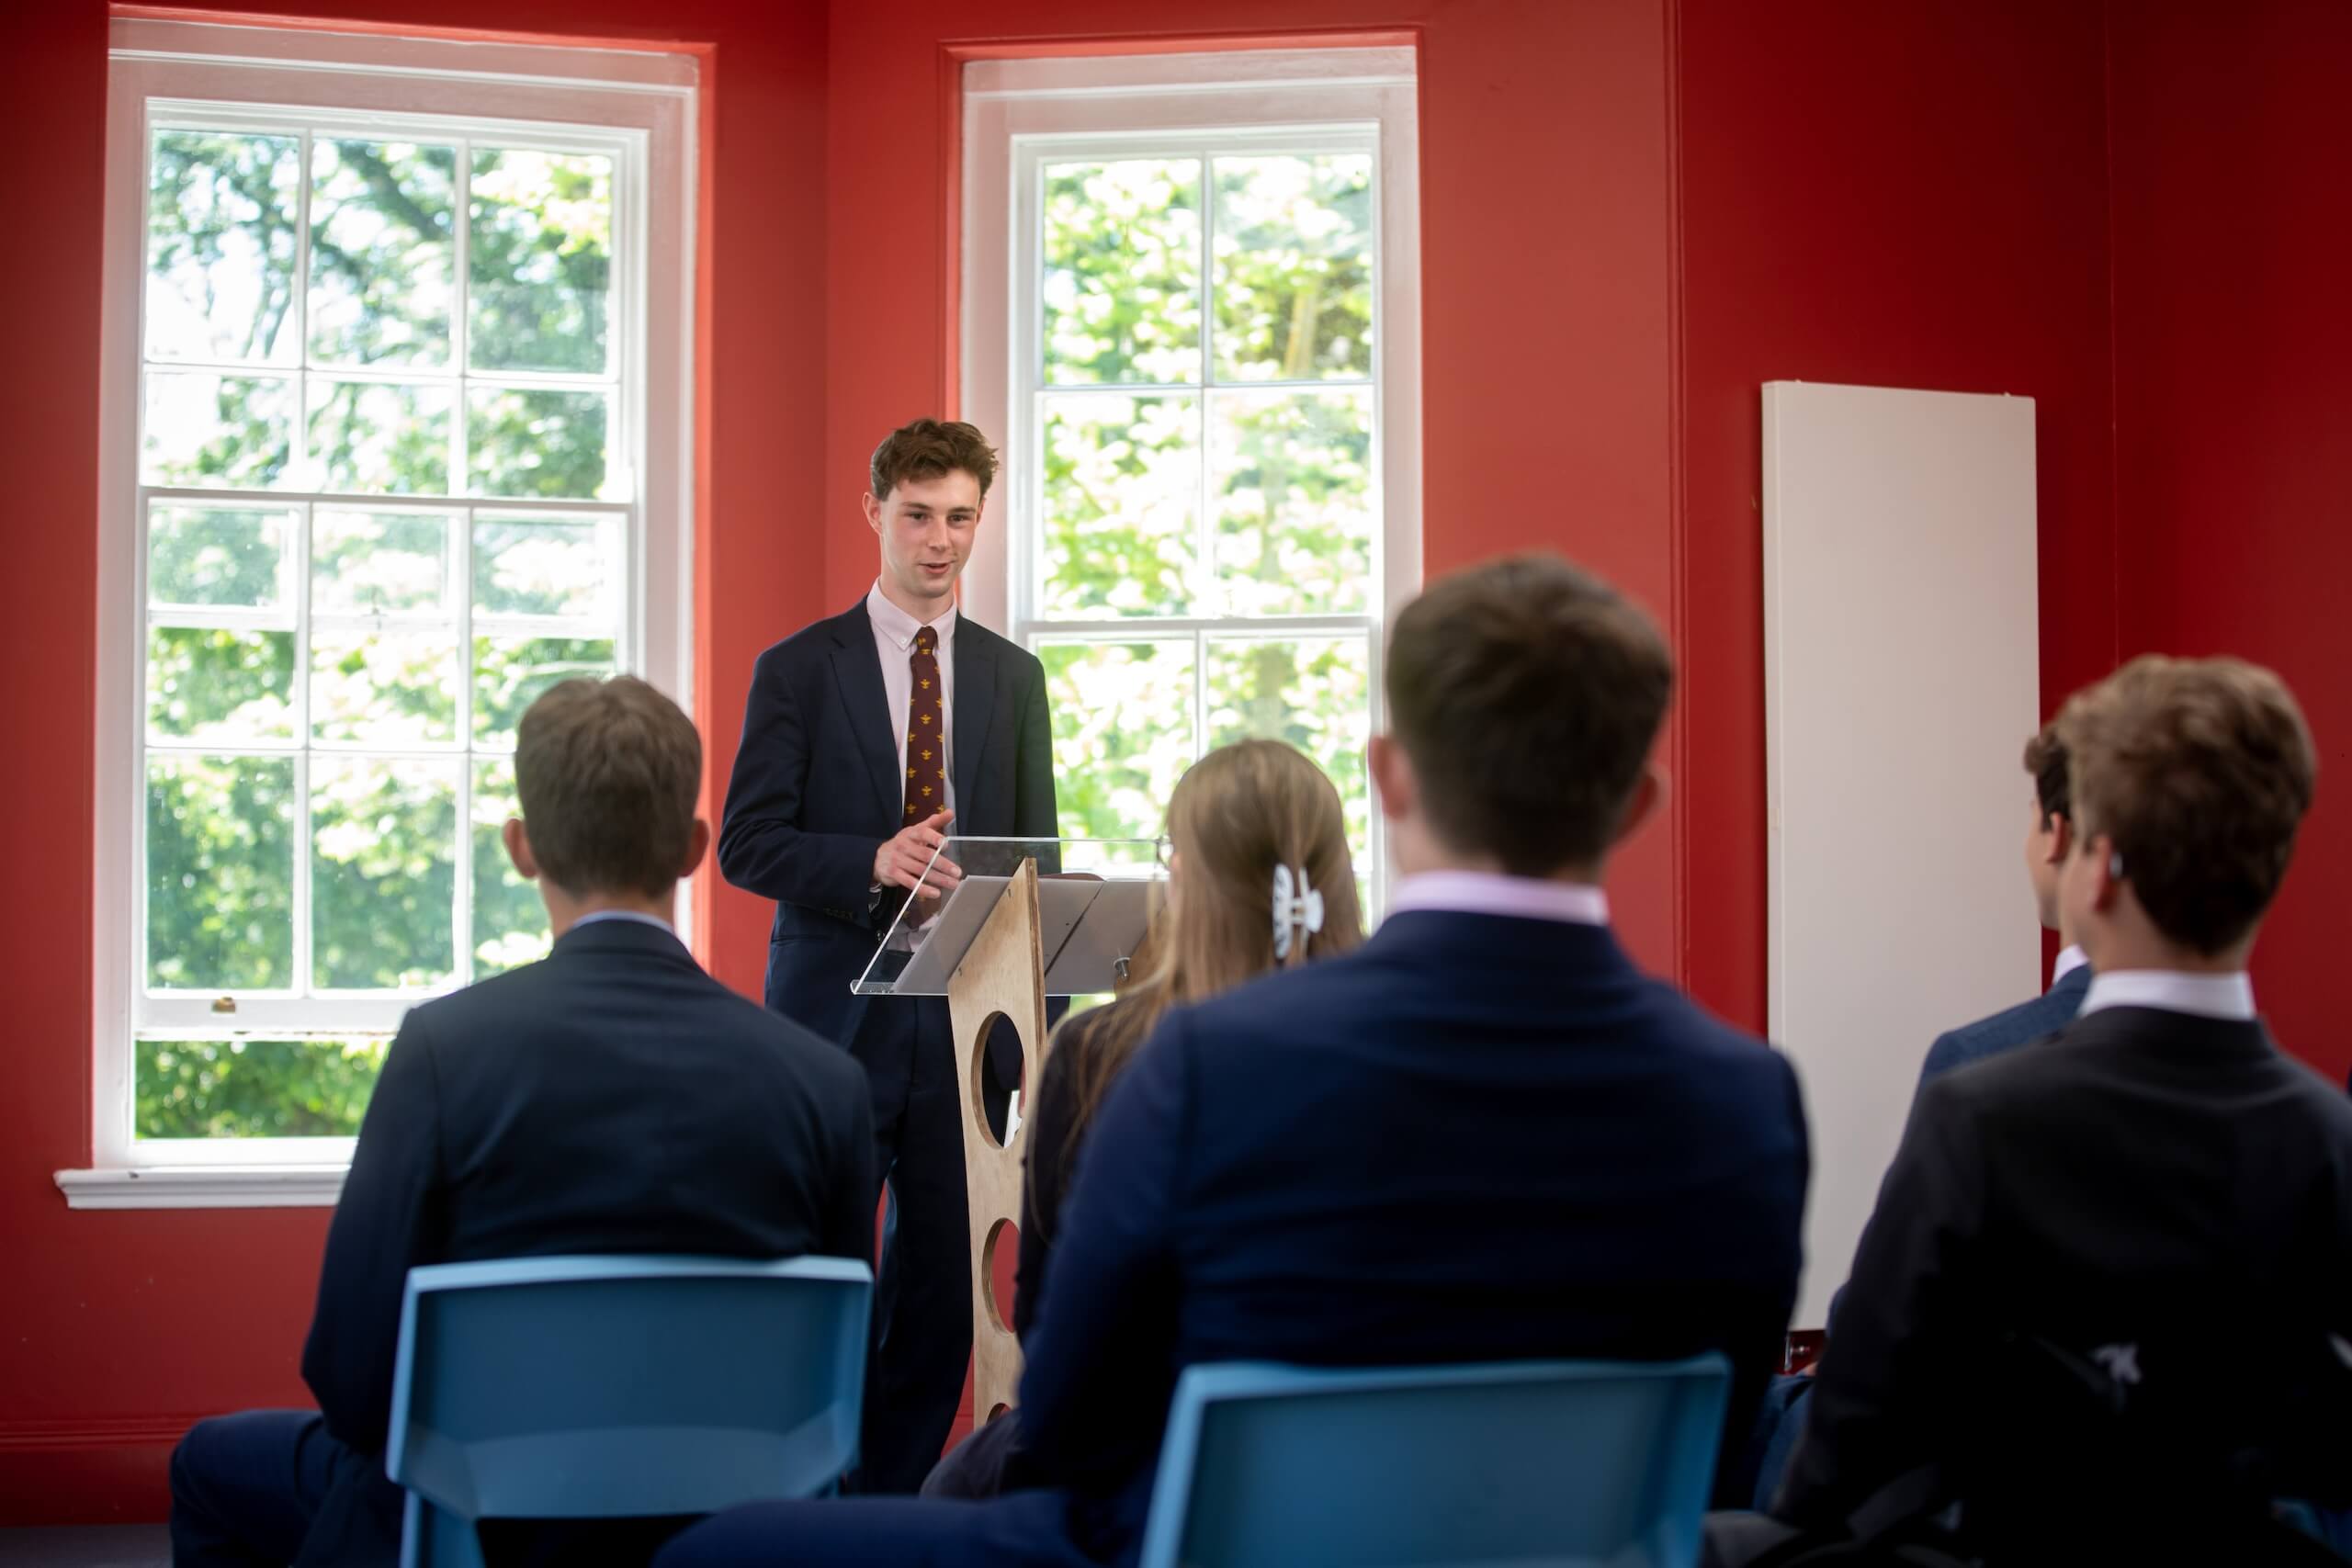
{"left": 867, "top": 580, "right": 956, "bottom": 813}
{"left": 569, "top": 909, "right": 677, "bottom": 937}
{"left": 2051, "top": 944, "right": 2089, "bottom": 986}
{"left": 2077, "top": 968, "right": 2256, "bottom": 1022}
{"left": 1387, "top": 870, "right": 1611, "bottom": 927}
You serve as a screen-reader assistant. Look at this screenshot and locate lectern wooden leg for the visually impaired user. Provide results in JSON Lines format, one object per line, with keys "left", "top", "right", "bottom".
{"left": 944, "top": 857, "right": 1054, "bottom": 1427}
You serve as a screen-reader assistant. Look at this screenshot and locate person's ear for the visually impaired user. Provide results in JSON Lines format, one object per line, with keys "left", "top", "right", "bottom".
{"left": 680, "top": 818, "right": 712, "bottom": 879}
{"left": 2047, "top": 813, "right": 2075, "bottom": 867}
{"left": 503, "top": 818, "right": 539, "bottom": 882}
{"left": 864, "top": 491, "right": 886, "bottom": 536}
{"left": 1367, "top": 735, "right": 1415, "bottom": 823}
{"left": 1611, "top": 765, "right": 1667, "bottom": 849}
{"left": 2086, "top": 832, "right": 2125, "bottom": 913}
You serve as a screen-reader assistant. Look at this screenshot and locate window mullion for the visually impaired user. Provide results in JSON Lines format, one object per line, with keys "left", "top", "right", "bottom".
{"left": 454, "top": 502, "right": 477, "bottom": 989}
{"left": 452, "top": 136, "right": 472, "bottom": 502}
{"left": 292, "top": 128, "right": 314, "bottom": 489}
{"left": 1195, "top": 154, "right": 1216, "bottom": 623}
{"left": 291, "top": 497, "right": 315, "bottom": 1001}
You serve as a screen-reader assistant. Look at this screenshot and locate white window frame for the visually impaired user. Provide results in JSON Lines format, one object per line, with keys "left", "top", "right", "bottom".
{"left": 960, "top": 48, "right": 1422, "bottom": 909}
{"left": 64, "top": 20, "right": 696, "bottom": 1206}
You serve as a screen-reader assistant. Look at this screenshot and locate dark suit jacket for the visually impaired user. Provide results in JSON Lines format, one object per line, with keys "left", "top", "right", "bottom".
{"left": 295, "top": 919, "right": 875, "bottom": 1568}
{"left": 1917, "top": 960, "right": 2093, "bottom": 1086}
{"left": 1778, "top": 1004, "right": 2352, "bottom": 1536}
{"left": 717, "top": 600, "right": 1057, "bottom": 1045}
{"left": 1016, "top": 910, "right": 1812, "bottom": 1562}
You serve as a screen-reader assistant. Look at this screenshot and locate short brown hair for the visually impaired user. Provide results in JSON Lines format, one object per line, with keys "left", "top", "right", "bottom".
{"left": 2056, "top": 655, "right": 2315, "bottom": 954}
{"left": 515, "top": 676, "right": 702, "bottom": 897}
{"left": 1386, "top": 554, "right": 1674, "bottom": 876}
{"left": 869, "top": 419, "right": 999, "bottom": 502}
{"left": 2023, "top": 721, "right": 2071, "bottom": 827}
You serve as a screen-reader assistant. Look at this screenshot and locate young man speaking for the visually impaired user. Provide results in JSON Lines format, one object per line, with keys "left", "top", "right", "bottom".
{"left": 718, "top": 419, "right": 1058, "bottom": 1492}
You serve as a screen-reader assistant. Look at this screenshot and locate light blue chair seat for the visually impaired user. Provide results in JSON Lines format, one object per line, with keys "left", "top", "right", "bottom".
{"left": 387, "top": 1254, "right": 872, "bottom": 1568}
{"left": 1136, "top": 1354, "right": 1732, "bottom": 1568}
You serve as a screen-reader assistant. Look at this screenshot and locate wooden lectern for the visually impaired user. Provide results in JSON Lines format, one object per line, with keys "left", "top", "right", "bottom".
{"left": 854, "top": 836, "right": 1159, "bottom": 1430}
{"left": 943, "top": 859, "right": 1052, "bottom": 1425}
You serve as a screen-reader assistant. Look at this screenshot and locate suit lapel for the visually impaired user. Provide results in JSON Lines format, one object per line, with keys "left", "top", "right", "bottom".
{"left": 952, "top": 616, "right": 996, "bottom": 820}
{"left": 828, "top": 604, "right": 903, "bottom": 829}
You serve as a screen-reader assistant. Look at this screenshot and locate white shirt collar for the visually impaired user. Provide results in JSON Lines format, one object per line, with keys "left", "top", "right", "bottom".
{"left": 2078, "top": 969, "right": 2255, "bottom": 1022}
{"left": 1387, "top": 871, "right": 1610, "bottom": 927}
{"left": 866, "top": 580, "right": 957, "bottom": 653}
{"left": 570, "top": 909, "right": 677, "bottom": 938}
{"left": 2051, "top": 944, "right": 2089, "bottom": 986}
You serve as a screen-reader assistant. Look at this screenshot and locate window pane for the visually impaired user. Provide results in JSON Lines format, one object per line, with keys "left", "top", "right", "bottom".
{"left": 470, "top": 758, "right": 552, "bottom": 976}
{"left": 308, "top": 139, "right": 456, "bottom": 367}
{"left": 1041, "top": 393, "right": 1197, "bottom": 619}
{"left": 311, "top": 626, "right": 458, "bottom": 746}
{"left": 311, "top": 757, "right": 458, "bottom": 989}
{"left": 149, "top": 626, "right": 296, "bottom": 743}
{"left": 472, "top": 515, "right": 618, "bottom": 618}
{"left": 1040, "top": 639, "right": 1196, "bottom": 842}
{"left": 307, "top": 380, "right": 453, "bottom": 495}
{"left": 473, "top": 636, "right": 617, "bottom": 748}
{"left": 1043, "top": 160, "right": 1201, "bottom": 387}
{"left": 146, "top": 130, "right": 301, "bottom": 365}
{"left": 148, "top": 505, "right": 290, "bottom": 609}
{"left": 138, "top": 1036, "right": 388, "bottom": 1139}
{"left": 146, "top": 754, "right": 295, "bottom": 991}
{"left": 1210, "top": 388, "right": 1374, "bottom": 616}
{"left": 1213, "top": 154, "right": 1374, "bottom": 382}
{"left": 142, "top": 372, "right": 293, "bottom": 489}
{"left": 1206, "top": 636, "right": 1373, "bottom": 863}
{"left": 468, "top": 388, "right": 610, "bottom": 498}
{"left": 312, "top": 510, "right": 450, "bottom": 615}
{"left": 469, "top": 148, "right": 614, "bottom": 375}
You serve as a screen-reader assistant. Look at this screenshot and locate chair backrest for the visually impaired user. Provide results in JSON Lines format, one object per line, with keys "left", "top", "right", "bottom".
{"left": 387, "top": 1255, "right": 871, "bottom": 1527}
{"left": 1136, "top": 1355, "right": 1732, "bottom": 1568}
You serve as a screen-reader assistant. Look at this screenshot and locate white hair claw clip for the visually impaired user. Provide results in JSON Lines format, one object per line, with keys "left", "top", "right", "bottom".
{"left": 1272, "top": 864, "right": 1325, "bottom": 962}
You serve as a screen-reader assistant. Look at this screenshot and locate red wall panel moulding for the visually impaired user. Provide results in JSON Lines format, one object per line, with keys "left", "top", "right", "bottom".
{"left": 0, "top": 1416, "right": 210, "bottom": 1526}
{"left": 107, "top": 3, "right": 717, "bottom": 55}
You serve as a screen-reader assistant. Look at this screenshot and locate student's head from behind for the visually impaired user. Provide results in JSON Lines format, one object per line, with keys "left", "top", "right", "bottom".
{"left": 1370, "top": 553, "right": 1672, "bottom": 882}
{"left": 864, "top": 418, "right": 999, "bottom": 615}
{"left": 2055, "top": 655, "right": 2315, "bottom": 970}
{"left": 2020, "top": 721, "right": 2075, "bottom": 934}
{"left": 1063, "top": 739, "right": 1365, "bottom": 1134}
{"left": 504, "top": 676, "right": 709, "bottom": 929}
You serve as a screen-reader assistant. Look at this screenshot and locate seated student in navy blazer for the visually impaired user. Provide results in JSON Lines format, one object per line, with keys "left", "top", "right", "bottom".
{"left": 653, "top": 553, "right": 1814, "bottom": 1568}
{"left": 1713, "top": 657, "right": 2352, "bottom": 1565}
{"left": 169, "top": 678, "right": 874, "bottom": 1568}
{"left": 1918, "top": 720, "right": 2095, "bottom": 1086}
{"left": 718, "top": 419, "right": 1057, "bottom": 1494}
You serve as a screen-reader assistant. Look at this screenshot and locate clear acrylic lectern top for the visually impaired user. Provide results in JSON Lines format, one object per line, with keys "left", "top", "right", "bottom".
{"left": 853, "top": 836, "right": 1164, "bottom": 998}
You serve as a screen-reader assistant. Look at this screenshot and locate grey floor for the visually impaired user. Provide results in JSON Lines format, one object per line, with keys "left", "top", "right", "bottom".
{"left": 0, "top": 1527, "right": 169, "bottom": 1567}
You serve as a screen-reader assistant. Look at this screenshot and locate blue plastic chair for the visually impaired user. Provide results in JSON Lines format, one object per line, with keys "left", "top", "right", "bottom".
{"left": 386, "top": 1254, "right": 872, "bottom": 1568}
{"left": 1136, "top": 1354, "right": 1733, "bottom": 1568}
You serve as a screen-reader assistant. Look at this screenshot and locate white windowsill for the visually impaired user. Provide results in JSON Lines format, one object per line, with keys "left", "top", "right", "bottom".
{"left": 55, "top": 1164, "right": 347, "bottom": 1210}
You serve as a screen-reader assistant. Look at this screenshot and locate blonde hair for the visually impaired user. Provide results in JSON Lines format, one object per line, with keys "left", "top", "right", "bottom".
{"left": 1058, "top": 739, "right": 1364, "bottom": 1134}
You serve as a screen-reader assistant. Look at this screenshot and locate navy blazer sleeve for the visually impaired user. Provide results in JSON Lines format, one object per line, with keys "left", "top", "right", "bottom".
{"left": 718, "top": 645, "right": 883, "bottom": 914}
{"left": 1016, "top": 653, "right": 1057, "bottom": 841}
{"left": 1017, "top": 1009, "right": 1188, "bottom": 1494}
{"left": 1773, "top": 1075, "right": 1984, "bottom": 1526}
{"left": 301, "top": 1010, "right": 450, "bottom": 1454}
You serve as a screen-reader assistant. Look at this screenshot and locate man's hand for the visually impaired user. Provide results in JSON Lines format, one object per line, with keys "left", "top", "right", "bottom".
{"left": 876, "top": 809, "right": 962, "bottom": 899}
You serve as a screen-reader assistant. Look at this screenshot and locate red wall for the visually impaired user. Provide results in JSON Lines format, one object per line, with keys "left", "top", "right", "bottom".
{"left": 1674, "top": 0, "right": 2120, "bottom": 1032}
{"left": 0, "top": 0, "right": 831, "bottom": 1521}
{"left": 2108, "top": 0, "right": 2352, "bottom": 1085}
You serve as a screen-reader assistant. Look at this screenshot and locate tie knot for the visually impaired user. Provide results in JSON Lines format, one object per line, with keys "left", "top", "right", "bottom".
{"left": 914, "top": 626, "right": 936, "bottom": 655}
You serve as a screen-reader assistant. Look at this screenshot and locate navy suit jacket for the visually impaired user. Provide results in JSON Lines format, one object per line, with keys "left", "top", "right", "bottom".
{"left": 295, "top": 919, "right": 874, "bottom": 1567}
{"left": 1917, "top": 961, "right": 2093, "bottom": 1088}
{"left": 1016, "top": 909, "right": 1812, "bottom": 1561}
{"left": 717, "top": 600, "right": 1057, "bottom": 1044}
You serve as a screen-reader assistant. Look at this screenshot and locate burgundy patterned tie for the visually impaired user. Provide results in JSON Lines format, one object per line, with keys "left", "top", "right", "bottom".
{"left": 902, "top": 626, "right": 946, "bottom": 824}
